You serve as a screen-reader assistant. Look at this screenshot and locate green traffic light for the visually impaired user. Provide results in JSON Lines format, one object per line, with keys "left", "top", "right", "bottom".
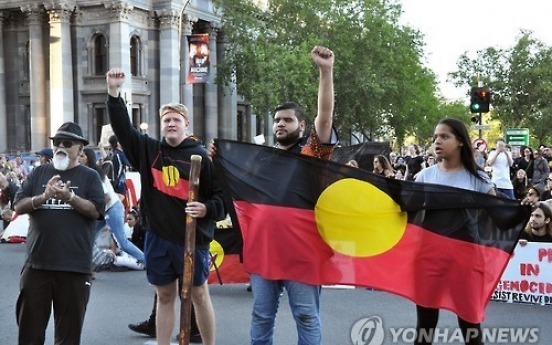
{"left": 472, "top": 104, "right": 480, "bottom": 111}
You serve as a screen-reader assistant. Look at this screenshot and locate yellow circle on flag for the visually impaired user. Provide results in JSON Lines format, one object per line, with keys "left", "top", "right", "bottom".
{"left": 315, "top": 178, "right": 407, "bottom": 257}
{"left": 209, "top": 240, "right": 224, "bottom": 272}
{"left": 162, "top": 165, "right": 180, "bottom": 186}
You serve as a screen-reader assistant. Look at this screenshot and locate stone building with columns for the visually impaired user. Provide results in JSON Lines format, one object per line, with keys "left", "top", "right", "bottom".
{"left": 0, "top": 0, "right": 258, "bottom": 154}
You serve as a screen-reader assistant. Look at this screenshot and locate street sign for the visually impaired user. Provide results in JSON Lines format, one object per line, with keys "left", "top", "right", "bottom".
{"left": 473, "top": 138, "right": 488, "bottom": 152}
{"left": 505, "top": 128, "right": 530, "bottom": 146}
{"left": 470, "top": 125, "right": 490, "bottom": 130}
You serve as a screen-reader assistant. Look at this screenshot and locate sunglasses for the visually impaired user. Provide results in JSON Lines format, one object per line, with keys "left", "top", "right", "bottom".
{"left": 52, "top": 139, "right": 77, "bottom": 148}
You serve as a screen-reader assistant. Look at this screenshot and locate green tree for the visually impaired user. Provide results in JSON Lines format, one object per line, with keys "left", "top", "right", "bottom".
{"left": 448, "top": 31, "right": 552, "bottom": 145}
{"left": 214, "top": 0, "right": 441, "bottom": 145}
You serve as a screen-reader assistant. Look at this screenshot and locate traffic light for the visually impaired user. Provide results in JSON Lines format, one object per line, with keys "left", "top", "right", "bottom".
{"left": 470, "top": 87, "right": 491, "bottom": 113}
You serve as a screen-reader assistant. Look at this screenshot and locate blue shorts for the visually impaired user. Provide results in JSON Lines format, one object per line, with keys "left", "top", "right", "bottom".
{"left": 144, "top": 231, "right": 210, "bottom": 286}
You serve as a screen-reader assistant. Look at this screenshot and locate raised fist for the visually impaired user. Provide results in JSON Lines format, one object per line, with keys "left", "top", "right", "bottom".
{"left": 106, "top": 68, "right": 126, "bottom": 88}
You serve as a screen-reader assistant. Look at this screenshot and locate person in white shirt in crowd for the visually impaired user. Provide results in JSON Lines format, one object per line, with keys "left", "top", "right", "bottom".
{"left": 486, "top": 138, "right": 514, "bottom": 199}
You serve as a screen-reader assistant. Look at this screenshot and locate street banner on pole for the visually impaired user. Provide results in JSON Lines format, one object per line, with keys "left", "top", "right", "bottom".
{"left": 187, "top": 34, "right": 210, "bottom": 84}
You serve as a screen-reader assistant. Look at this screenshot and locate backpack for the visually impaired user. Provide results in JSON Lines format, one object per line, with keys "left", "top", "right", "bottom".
{"left": 101, "top": 155, "right": 116, "bottom": 185}
{"left": 101, "top": 152, "right": 126, "bottom": 193}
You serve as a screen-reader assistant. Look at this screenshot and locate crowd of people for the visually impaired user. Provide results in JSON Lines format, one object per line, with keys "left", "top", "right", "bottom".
{"left": 384, "top": 140, "right": 552, "bottom": 203}
{"left": 1, "top": 44, "right": 550, "bottom": 345}
{"left": 0, "top": 149, "right": 54, "bottom": 231}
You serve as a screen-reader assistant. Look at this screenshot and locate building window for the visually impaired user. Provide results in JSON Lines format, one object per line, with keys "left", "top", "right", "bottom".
{"left": 130, "top": 36, "right": 141, "bottom": 76}
{"left": 94, "top": 35, "right": 108, "bottom": 75}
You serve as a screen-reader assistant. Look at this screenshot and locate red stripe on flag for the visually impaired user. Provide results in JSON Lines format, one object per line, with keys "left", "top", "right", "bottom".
{"left": 208, "top": 254, "right": 249, "bottom": 284}
{"left": 236, "top": 201, "right": 508, "bottom": 323}
{"left": 151, "top": 167, "right": 189, "bottom": 200}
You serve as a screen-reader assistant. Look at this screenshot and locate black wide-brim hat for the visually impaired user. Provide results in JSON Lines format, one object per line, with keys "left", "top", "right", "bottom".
{"left": 49, "top": 122, "right": 89, "bottom": 146}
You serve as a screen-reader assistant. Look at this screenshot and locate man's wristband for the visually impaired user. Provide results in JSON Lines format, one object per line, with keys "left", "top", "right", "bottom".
{"left": 31, "top": 195, "right": 42, "bottom": 210}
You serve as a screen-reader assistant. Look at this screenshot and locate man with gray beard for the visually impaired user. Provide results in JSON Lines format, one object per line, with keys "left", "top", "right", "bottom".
{"left": 13, "top": 122, "right": 105, "bottom": 345}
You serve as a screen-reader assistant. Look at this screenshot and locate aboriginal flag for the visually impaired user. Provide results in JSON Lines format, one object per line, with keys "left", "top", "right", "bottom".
{"left": 208, "top": 225, "right": 248, "bottom": 284}
{"left": 212, "top": 139, "right": 530, "bottom": 323}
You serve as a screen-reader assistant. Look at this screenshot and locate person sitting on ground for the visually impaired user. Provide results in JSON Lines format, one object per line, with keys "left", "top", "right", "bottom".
{"left": 519, "top": 203, "right": 552, "bottom": 244}
{"left": 127, "top": 207, "right": 146, "bottom": 250}
{"left": 97, "top": 225, "right": 145, "bottom": 271}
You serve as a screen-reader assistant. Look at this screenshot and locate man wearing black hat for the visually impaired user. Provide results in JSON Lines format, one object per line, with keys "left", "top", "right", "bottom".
{"left": 13, "top": 122, "right": 106, "bottom": 345}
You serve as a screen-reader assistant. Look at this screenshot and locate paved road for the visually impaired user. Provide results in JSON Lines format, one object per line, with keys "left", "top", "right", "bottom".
{"left": 1, "top": 242, "right": 550, "bottom": 344}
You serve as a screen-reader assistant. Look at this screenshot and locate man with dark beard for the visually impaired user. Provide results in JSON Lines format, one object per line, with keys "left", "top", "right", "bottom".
{"left": 13, "top": 122, "right": 105, "bottom": 345}
{"left": 248, "top": 45, "right": 337, "bottom": 345}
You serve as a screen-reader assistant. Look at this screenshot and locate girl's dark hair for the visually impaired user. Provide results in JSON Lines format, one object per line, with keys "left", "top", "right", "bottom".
{"left": 374, "top": 154, "right": 393, "bottom": 172}
{"left": 128, "top": 208, "right": 139, "bottom": 218}
{"left": 82, "top": 147, "right": 106, "bottom": 180}
{"left": 437, "top": 118, "right": 484, "bottom": 181}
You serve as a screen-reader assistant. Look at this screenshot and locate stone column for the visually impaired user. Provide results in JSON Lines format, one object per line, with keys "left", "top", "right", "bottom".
{"left": 86, "top": 103, "right": 94, "bottom": 145}
{"left": 105, "top": 1, "right": 133, "bottom": 115}
{"left": 45, "top": 1, "right": 75, "bottom": 134}
{"left": 0, "top": 13, "right": 7, "bottom": 151}
{"left": 21, "top": 4, "right": 48, "bottom": 150}
{"left": 156, "top": 9, "right": 180, "bottom": 107}
{"left": 180, "top": 14, "right": 196, "bottom": 131}
{"left": 216, "top": 30, "right": 237, "bottom": 140}
{"left": 204, "top": 24, "right": 220, "bottom": 144}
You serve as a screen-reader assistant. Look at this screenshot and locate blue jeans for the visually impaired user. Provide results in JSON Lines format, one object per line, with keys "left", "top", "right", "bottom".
{"left": 497, "top": 188, "right": 515, "bottom": 199}
{"left": 95, "top": 200, "right": 145, "bottom": 263}
{"left": 250, "top": 273, "right": 321, "bottom": 345}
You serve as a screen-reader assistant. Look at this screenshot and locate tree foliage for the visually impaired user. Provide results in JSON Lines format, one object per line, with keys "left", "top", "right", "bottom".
{"left": 448, "top": 31, "right": 552, "bottom": 145}
{"left": 214, "top": 0, "right": 443, "bottom": 146}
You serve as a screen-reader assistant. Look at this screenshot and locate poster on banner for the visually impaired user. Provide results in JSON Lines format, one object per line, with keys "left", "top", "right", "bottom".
{"left": 99, "top": 124, "right": 114, "bottom": 147}
{"left": 492, "top": 242, "right": 552, "bottom": 305}
{"left": 187, "top": 34, "right": 210, "bottom": 84}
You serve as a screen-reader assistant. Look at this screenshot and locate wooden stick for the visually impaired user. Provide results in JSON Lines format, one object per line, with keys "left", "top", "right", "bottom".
{"left": 179, "top": 154, "right": 202, "bottom": 345}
